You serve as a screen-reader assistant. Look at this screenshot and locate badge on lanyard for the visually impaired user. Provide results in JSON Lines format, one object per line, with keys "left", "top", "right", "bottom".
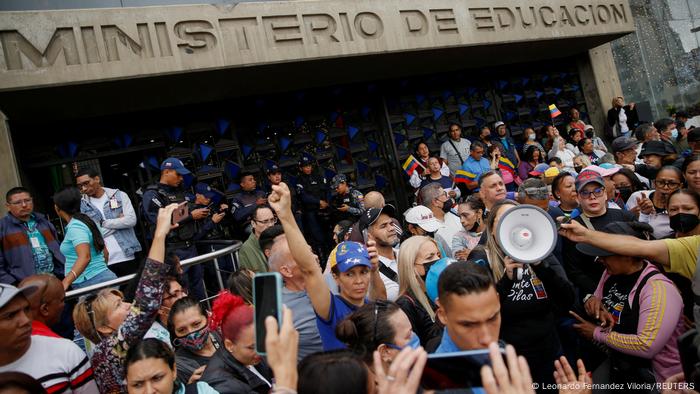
{"left": 109, "top": 197, "right": 119, "bottom": 209}
{"left": 30, "top": 236, "right": 41, "bottom": 249}
{"left": 530, "top": 275, "right": 547, "bottom": 299}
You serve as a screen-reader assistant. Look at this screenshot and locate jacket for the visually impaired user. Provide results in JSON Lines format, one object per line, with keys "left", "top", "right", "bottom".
{"left": 199, "top": 348, "right": 272, "bottom": 394}
{"left": 396, "top": 289, "right": 442, "bottom": 347}
{"left": 80, "top": 187, "right": 142, "bottom": 258}
{"left": 0, "top": 212, "right": 65, "bottom": 284}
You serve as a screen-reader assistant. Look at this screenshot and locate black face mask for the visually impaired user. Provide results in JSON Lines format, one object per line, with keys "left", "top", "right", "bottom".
{"left": 442, "top": 199, "right": 454, "bottom": 213}
{"left": 482, "top": 135, "right": 491, "bottom": 141}
{"left": 419, "top": 259, "right": 440, "bottom": 282}
{"left": 585, "top": 130, "right": 594, "bottom": 139}
{"left": 574, "top": 165, "right": 583, "bottom": 173}
{"left": 669, "top": 213, "right": 700, "bottom": 233}
{"left": 617, "top": 186, "right": 633, "bottom": 203}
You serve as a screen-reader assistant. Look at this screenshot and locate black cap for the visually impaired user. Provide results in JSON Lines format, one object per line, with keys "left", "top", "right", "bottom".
{"left": 266, "top": 164, "right": 281, "bottom": 175}
{"left": 611, "top": 136, "right": 638, "bottom": 153}
{"left": 299, "top": 156, "right": 313, "bottom": 167}
{"left": 576, "top": 221, "right": 653, "bottom": 257}
{"left": 638, "top": 140, "right": 674, "bottom": 158}
{"left": 359, "top": 204, "right": 397, "bottom": 231}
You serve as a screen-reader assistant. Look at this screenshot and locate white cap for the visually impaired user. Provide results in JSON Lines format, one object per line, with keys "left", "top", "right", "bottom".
{"left": 494, "top": 121, "right": 505, "bottom": 129}
{"left": 404, "top": 205, "right": 440, "bottom": 233}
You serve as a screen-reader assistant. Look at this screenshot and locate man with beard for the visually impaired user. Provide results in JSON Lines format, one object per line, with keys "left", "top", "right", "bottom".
{"left": 360, "top": 205, "right": 400, "bottom": 301}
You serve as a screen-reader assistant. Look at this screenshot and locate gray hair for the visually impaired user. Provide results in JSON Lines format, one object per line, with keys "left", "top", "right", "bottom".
{"left": 420, "top": 183, "right": 444, "bottom": 208}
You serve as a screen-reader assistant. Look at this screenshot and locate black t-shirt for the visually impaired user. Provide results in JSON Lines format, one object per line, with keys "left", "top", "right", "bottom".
{"left": 601, "top": 269, "right": 643, "bottom": 326}
{"left": 562, "top": 208, "right": 636, "bottom": 298}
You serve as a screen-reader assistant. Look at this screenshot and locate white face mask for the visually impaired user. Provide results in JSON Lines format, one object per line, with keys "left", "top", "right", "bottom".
{"left": 528, "top": 134, "right": 536, "bottom": 141}
{"left": 671, "top": 128, "right": 679, "bottom": 140}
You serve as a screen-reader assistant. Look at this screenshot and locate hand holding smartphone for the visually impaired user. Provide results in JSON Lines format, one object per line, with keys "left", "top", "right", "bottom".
{"left": 253, "top": 272, "right": 283, "bottom": 355}
{"left": 171, "top": 202, "right": 188, "bottom": 224}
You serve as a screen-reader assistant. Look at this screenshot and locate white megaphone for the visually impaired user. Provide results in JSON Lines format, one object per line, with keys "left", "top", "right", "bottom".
{"left": 494, "top": 205, "right": 558, "bottom": 280}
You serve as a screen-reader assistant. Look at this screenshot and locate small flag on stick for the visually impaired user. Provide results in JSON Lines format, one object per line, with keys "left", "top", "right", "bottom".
{"left": 402, "top": 155, "right": 424, "bottom": 177}
{"left": 548, "top": 104, "right": 562, "bottom": 118}
{"left": 454, "top": 170, "right": 477, "bottom": 184}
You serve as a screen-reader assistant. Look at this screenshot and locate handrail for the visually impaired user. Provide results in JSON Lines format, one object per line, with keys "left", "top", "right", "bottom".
{"left": 65, "top": 240, "right": 242, "bottom": 300}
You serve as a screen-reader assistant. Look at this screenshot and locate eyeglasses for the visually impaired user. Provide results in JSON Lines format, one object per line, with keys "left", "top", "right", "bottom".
{"left": 8, "top": 198, "right": 33, "bottom": 206}
{"left": 372, "top": 300, "right": 390, "bottom": 345}
{"left": 579, "top": 187, "right": 605, "bottom": 199}
{"left": 254, "top": 217, "right": 278, "bottom": 225}
{"left": 656, "top": 180, "right": 681, "bottom": 189}
{"left": 76, "top": 180, "right": 91, "bottom": 188}
{"left": 83, "top": 293, "right": 100, "bottom": 338}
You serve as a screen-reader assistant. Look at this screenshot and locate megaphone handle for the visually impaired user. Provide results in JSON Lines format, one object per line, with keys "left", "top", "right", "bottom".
{"left": 515, "top": 267, "right": 523, "bottom": 281}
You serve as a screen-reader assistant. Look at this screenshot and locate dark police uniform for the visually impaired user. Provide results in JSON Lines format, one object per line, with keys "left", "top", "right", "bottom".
{"left": 230, "top": 188, "right": 266, "bottom": 236}
{"left": 141, "top": 182, "right": 205, "bottom": 301}
{"left": 296, "top": 167, "right": 331, "bottom": 258}
{"left": 331, "top": 187, "right": 364, "bottom": 223}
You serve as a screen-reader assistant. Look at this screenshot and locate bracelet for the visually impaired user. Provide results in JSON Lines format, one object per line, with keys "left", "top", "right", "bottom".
{"left": 69, "top": 270, "right": 78, "bottom": 279}
{"left": 583, "top": 293, "right": 593, "bottom": 304}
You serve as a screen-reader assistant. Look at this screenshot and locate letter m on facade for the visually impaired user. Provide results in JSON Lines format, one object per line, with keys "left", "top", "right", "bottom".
{"left": 1, "top": 28, "right": 80, "bottom": 70}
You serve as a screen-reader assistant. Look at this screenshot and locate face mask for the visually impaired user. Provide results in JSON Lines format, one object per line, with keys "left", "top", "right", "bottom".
{"left": 528, "top": 134, "right": 536, "bottom": 141}
{"left": 441, "top": 199, "right": 454, "bottom": 213}
{"left": 617, "top": 186, "right": 633, "bottom": 203}
{"left": 671, "top": 128, "right": 679, "bottom": 140}
{"left": 407, "top": 332, "right": 421, "bottom": 349}
{"left": 585, "top": 130, "right": 594, "bottom": 139}
{"left": 419, "top": 259, "right": 440, "bottom": 282}
{"left": 669, "top": 213, "right": 700, "bottom": 233}
{"left": 483, "top": 135, "right": 491, "bottom": 141}
{"left": 174, "top": 325, "right": 210, "bottom": 351}
{"left": 574, "top": 165, "right": 583, "bottom": 173}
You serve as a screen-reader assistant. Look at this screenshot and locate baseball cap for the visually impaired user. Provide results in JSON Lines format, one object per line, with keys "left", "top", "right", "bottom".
{"left": 575, "top": 169, "right": 604, "bottom": 192}
{"left": 0, "top": 283, "right": 38, "bottom": 310}
{"left": 194, "top": 182, "right": 213, "bottom": 197}
{"left": 404, "top": 205, "right": 440, "bottom": 233}
{"left": 265, "top": 164, "right": 281, "bottom": 175}
{"left": 528, "top": 163, "right": 550, "bottom": 176}
{"left": 586, "top": 164, "right": 619, "bottom": 178}
{"left": 299, "top": 156, "right": 313, "bottom": 167}
{"left": 494, "top": 121, "right": 505, "bottom": 129}
{"left": 584, "top": 124, "right": 595, "bottom": 131}
{"left": 160, "top": 158, "right": 191, "bottom": 175}
{"left": 544, "top": 166, "right": 560, "bottom": 178}
{"left": 518, "top": 178, "right": 548, "bottom": 200}
{"left": 576, "top": 221, "right": 653, "bottom": 257}
{"left": 611, "top": 136, "right": 638, "bottom": 153}
{"left": 359, "top": 204, "right": 397, "bottom": 231}
{"left": 331, "top": 174, "right": 347, "bottom": 189}
{"left": 331, "top": 241, "right": 372, "bottom": 273}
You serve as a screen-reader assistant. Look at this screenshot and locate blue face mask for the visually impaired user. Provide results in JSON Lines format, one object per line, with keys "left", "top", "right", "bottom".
{"left": 386, "top": 332, "right": 421, "bottom": 350}
{"left": 671, "top": 128, "right": 679, "bottom": 140}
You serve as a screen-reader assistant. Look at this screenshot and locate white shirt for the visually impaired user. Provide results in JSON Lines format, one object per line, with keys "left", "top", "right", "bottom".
{"left": 378, "top": 254, "right": 399, "bottom": 301}
{"left": 440, "top": 138, "right": 471, "bottom": 174}
{"left": 618, "top": 109, "right": 629, "bottom": 134}
{"left": 89, "top": 193, "right": 128, "bottom": 264}
{"left": 435, "top": 211, "right": 463, "bottom": 248}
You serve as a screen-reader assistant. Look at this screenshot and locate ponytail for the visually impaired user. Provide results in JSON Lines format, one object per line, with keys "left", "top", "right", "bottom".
{"left": 73, "top": 212, "right": 105, "bottom": 252}
{"left": 53, "top": 187, "right": 105, "bottom": 252}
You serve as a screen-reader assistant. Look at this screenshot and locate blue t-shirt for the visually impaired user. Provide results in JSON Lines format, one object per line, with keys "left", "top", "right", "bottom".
{"left": 461, "top": 157, "right": 491, "bottom": 190}
{"left": 316, "top": 292, "right": 364, "bottom": 351}
{"left": 60, "top": 219, "right": 108, "bottom": 284}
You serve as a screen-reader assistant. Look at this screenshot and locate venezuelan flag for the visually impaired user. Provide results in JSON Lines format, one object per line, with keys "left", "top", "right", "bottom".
{"left": 454, "top": 170, "right": 477, "bottom": 184}
{"left": 498, "top": 157, "right": 515, "bottom": 172}
{"left": 548, "top": 104, "right": 562, "bottom": 118}
{"left": 402, "top": 155, "right": 421, "bottom": 176}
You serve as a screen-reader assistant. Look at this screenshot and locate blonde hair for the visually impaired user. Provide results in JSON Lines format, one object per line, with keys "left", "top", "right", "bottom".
{"left": 398, "top": 236, "right": 439, "bottom": 321}
{"left": 485, "top": 200, "right": 519, "bottom": 282}
{"left": 73, "top": 288, "right": 124, "bottom": 344}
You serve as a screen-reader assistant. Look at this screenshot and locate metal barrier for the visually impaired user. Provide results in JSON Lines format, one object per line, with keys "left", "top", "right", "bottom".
{"left": 65, "top": 240, "right": 242, "bottom": 301}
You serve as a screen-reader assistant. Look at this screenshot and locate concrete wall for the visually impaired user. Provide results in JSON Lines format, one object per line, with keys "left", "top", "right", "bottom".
{"left": 0, "top": 111, "right": 21, "bottom": 215}
{"left": 0, "top": 0, "right": 635, "bottom": 91}
{"left": 577, "top": 42, "right": 624, "bottom": 135}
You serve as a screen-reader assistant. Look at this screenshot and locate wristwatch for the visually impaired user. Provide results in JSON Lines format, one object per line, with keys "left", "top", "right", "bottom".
{"left": 582, "top": 293, "right": 594, "bottom": 304}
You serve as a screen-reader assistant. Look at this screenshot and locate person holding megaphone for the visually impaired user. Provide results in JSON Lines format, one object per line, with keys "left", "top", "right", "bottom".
{"left": 484, "top": 199, "right": 575, "bottom": 389}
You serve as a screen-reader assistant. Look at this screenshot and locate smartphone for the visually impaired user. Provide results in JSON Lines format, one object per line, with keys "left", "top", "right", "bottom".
{"left": 362, "top": 228, "right": 369, "bottom": 245}
{"left": 171, "top": 202, "right": 189, "bottom": 224}
{"left": 420, "top": 348, "right": 504, "bottom": 390}
{"left": 253, "top": 272, "right": 283, "bottom": 355}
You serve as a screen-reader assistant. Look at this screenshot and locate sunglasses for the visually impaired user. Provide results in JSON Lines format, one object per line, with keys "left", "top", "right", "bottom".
{"left": 83, "top": 293, "right": 100, "bottom": 338}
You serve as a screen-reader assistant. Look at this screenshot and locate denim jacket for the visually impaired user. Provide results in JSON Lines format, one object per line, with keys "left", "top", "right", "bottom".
{"left": 80, "top": 187, "right": 142, "bottom": 258}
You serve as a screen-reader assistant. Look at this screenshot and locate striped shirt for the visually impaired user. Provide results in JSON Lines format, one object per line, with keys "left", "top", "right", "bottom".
{"left": 0, "top": 334, "right": 98, "bottom": 393}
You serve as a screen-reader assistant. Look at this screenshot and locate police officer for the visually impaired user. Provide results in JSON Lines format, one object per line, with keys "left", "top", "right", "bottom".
{"left": 296, "top": 156, "right": 331, "bottom": 258}
{"left": 230, "top": 171, "right": 267, "bottom": 236}
{"left": 330, "top": 174, "right": 364, "bottom": 223}
{"left": 265, "top": 164, "right": 303, "bottom": 227}
{"left": 141, "top": 158, "right": 209, "bottom": 301}
{"left": 192, "top": 182, "right": 233, "bottom": 288}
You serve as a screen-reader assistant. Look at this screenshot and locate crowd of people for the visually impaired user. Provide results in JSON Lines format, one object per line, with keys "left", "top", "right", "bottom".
{"left": 1, "top": 103, "right": 700, "bottom": 393}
